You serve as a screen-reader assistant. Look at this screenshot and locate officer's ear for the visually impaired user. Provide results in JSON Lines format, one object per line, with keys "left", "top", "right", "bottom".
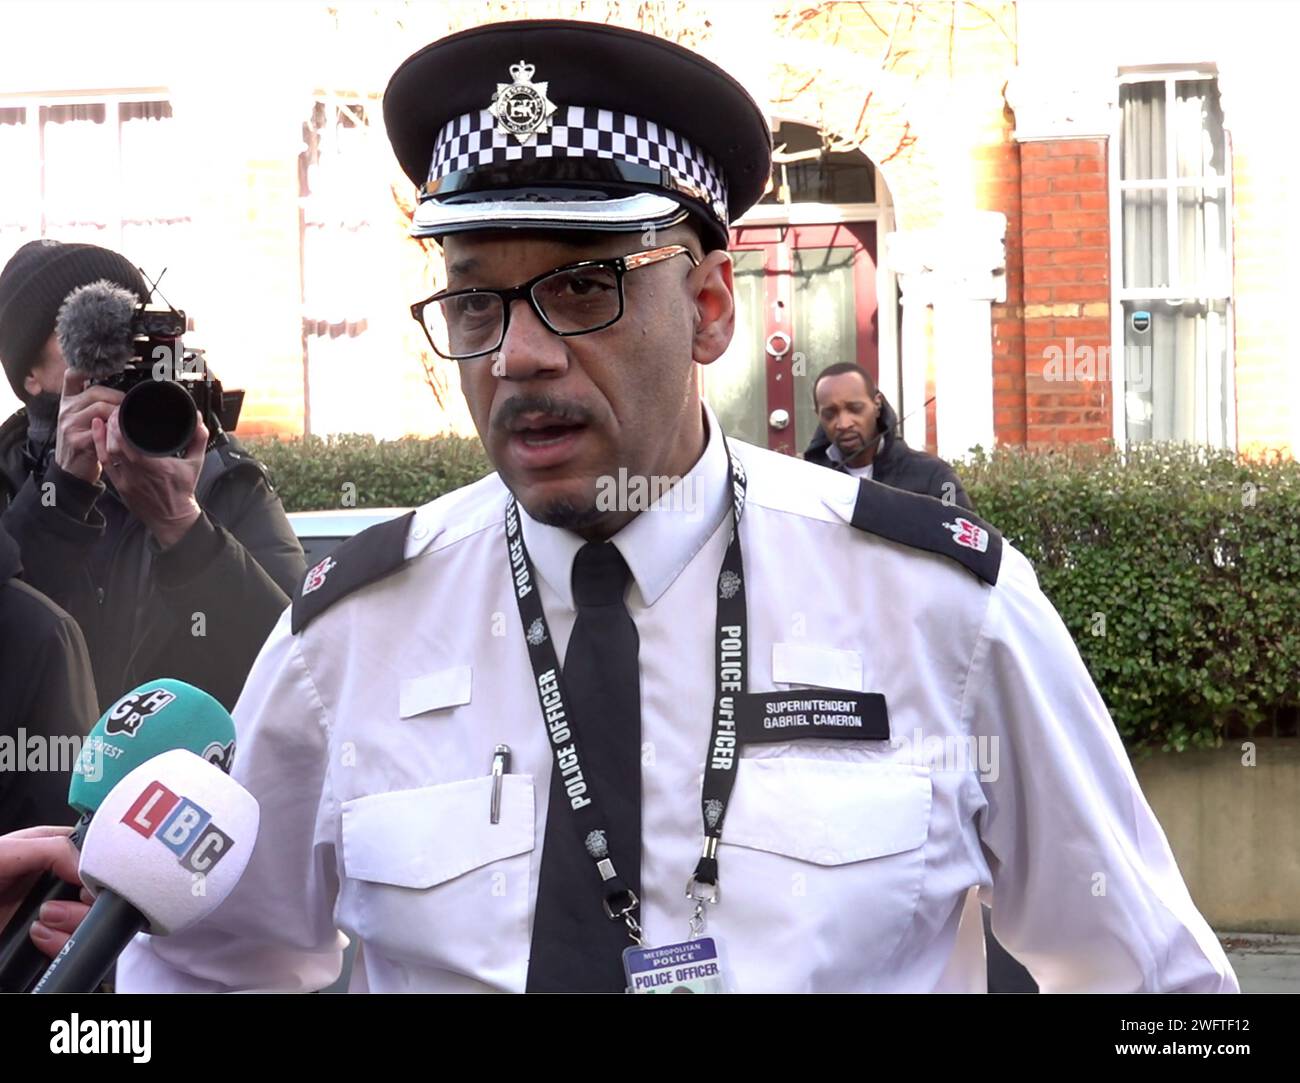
{"left": 690, "top": 249, "right": 734, "bottom": 368}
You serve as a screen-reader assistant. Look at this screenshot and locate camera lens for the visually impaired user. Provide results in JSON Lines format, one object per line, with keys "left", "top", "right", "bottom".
{"left": 119, "top": 380, "right": 197, "bottom": 456}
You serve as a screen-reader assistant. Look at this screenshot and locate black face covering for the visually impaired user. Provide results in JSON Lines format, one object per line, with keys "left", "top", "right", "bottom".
{"left": 24, "top": 390, "right": 61, "bottom": 469}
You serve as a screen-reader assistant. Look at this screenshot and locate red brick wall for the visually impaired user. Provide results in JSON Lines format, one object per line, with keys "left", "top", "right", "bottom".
{"left": 979, "top": 139, "right": 1027, "bottom": 445}
{"left": 1014, "top": 138, "right": 1113, "bottom": 446}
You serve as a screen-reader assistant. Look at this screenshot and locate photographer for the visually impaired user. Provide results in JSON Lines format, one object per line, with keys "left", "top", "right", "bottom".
{"left": 0, "top": 240, "right": 306, "bottom": 712}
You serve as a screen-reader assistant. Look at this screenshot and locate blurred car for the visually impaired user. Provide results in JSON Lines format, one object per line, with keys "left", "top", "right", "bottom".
{"left": 287, "top": 508, "right": 412, "bottom": 565}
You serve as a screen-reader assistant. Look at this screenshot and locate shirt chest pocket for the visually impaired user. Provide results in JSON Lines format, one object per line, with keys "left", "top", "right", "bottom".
{"left": 718, "top": 758, "right": 932, "bottom": 991}
{"left": 338, "top": 775, "right": 535, "bottom": 991}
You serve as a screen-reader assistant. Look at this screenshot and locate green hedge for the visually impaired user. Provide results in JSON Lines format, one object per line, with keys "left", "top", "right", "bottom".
{"left": 243, "top": 433, "right": 491, "bottom": 513}
{"left": 246, "top": 432, "right": 1300, "bottom": 753}
{"left": 963, "top": 443, "right": 1300, "bottom": 753}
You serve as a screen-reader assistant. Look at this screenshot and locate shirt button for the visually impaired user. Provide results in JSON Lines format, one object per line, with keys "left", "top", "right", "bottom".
{"left": 412, "top": 526, "right": 428, "bottom": 540}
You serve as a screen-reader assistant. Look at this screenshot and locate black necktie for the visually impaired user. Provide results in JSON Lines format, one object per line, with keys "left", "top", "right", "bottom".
{"left": 526, "top": 541, "right": 642, "bottom": 992}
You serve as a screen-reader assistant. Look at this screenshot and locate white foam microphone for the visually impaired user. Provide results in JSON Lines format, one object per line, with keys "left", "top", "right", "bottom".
{"left": 32, "top": 749, "right": 260, "bottom": 994}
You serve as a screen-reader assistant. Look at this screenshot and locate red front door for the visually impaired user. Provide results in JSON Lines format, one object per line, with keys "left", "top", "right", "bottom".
{"left": 702, "top": 223, "right": 878, "bottom": 454}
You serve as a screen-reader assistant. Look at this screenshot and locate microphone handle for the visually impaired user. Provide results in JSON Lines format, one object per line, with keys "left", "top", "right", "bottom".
{"left": 0, "top": 814, "right": 92, "bottom": 993}
{"left": 31, "top": 892, "right": 147, "bottom": 995}
{"left": 0, "top": 876, "right": 84, "bottom": 992}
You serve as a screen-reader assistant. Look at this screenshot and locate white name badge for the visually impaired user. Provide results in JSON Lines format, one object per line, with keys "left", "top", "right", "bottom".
{"left": 623, "top": 937, "right": 726, "bottom": 994}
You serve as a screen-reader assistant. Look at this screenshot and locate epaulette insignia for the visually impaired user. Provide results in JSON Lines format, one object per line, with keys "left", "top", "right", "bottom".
{"left": 291, "top": 511, "right": 417, "bottom": 633}
{"left": 849, "top": 480, "right": 1001, "bottom": 586}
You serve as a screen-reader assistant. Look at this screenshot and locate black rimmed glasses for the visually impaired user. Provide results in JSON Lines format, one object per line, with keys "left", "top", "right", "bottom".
{"left": 410, "top": 244, "right": 700, "bottom": 361}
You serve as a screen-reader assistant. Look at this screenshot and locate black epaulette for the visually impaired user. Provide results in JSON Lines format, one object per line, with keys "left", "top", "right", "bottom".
{"left": 291, "top": 511, "right": 417, "bottom": 634}
{"left": 849, "top": 480, "right": 1002, "bottom": 586}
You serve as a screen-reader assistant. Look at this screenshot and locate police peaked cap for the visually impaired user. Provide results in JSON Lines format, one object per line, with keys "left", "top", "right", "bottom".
{"left": 383, "top": 19, "right": 772, "bottom": 249}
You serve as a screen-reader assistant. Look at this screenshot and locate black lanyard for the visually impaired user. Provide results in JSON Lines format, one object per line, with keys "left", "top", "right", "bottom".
{"left": 506, "top": 440, "right": 749, "bottom": 937}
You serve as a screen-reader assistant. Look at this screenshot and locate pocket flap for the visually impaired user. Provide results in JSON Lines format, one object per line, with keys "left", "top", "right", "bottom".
{"left": 772, "top": 643, "right": 863, "bottom": 691}
{"left": 399, "top": 666, "right": 472, "bottom": 718}
{"left": 723, "top": 758, "right": 930, "bottom": 865}
{"left": 341, "top": 776, "right": 534, "bottom": 888}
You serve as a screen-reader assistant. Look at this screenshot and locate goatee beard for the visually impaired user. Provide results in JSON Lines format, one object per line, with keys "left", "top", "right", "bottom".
{"left": 534, "top": 497, "right": 605, "bottom": 532}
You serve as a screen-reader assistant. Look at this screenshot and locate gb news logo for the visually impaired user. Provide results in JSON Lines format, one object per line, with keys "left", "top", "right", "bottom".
{"left": 122, "top": 779, "right": 237, "bottom": 877}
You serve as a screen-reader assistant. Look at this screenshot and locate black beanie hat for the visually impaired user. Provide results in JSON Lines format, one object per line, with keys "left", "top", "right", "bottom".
{"left": 0, "top": 240, "right": 149, "bottom": 398}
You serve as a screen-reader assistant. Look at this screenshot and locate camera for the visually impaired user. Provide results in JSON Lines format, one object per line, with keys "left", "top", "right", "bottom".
{"left": 90, "top": 304, "right": 244, "bottom": 457}
{"left": 57, "top": 278, "right": 247, "bottom": 457}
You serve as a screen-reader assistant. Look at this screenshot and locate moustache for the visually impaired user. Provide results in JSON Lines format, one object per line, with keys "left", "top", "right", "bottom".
{"left": 492, "top": 394, "right": 597, "bottom": 433}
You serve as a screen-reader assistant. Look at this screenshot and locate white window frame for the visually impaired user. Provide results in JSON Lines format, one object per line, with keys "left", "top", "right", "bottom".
{"left": 1108, "top": 67, "right": 1235, "bottom": 448}
{"left": 0, "top": 91, "right": 172, "bottom": 252}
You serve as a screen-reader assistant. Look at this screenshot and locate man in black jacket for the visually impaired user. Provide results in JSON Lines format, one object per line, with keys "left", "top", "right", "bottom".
{"left": 0, "top": 518, "right": 98, "bottom": 834}
{"left": 0, "top": 240, "right": 305, "bottom": 713}
{"left": 804, "top": 361, "right": 974, "bottom": 511}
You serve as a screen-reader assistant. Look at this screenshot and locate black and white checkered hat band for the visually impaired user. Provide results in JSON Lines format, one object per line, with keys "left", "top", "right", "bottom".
{"left": 428, "top": 106, "right": 728, "bottom": 213}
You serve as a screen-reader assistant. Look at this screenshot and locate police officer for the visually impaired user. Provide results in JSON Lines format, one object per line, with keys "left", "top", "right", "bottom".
{"left": 118, "top": 20, "right": 1235, "bottom": 994}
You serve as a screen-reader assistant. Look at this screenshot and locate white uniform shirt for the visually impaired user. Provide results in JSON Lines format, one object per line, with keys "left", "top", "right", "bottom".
{"left": 117, "top": 409, "right": 1236, "bottom": 993}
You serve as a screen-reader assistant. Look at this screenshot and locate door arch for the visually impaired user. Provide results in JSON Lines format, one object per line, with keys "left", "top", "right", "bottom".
{"left": 702, "top": 121, "right": 898, "bottom": 454}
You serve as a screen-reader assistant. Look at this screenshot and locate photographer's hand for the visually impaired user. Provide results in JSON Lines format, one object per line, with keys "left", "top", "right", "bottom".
{"left": 93, "top": 408, "right": 206, "bottom": 549}
{"left": 55, "top": 369, "right": 125, "bottom": 485}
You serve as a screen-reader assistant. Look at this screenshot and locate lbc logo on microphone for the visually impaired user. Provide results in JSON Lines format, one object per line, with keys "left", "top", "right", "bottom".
{"left": 121, "top": 780, "right": 236, "bottom": 874}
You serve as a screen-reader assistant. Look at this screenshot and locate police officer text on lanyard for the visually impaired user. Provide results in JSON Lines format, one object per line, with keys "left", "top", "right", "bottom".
{"left": 505, "top": 441, "right": 749, "bottom": 945}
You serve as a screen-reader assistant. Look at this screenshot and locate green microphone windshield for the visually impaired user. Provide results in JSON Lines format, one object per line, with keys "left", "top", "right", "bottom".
{"left": 67, "top": 679, "right": 237, "bottom": 816}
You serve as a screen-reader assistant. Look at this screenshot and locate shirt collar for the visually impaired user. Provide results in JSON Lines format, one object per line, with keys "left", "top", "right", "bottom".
{"left": 517, "top": 403, "right": 732, "bottom": 609}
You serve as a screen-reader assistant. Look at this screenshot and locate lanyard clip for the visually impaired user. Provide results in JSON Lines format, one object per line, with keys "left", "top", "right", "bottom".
{"left": 602, "top": 883, "right": 643, "bottom": 946}
{"left": 687, "top": 838, "right": 720, "bottom": 904}
{"left": 685, "top": 877, "right": 719, "bottom": 905}
{"left": 687, "top": 842, "right": 719, "bottom": 935}
{"left": 685, "top": 876, "right": 717, "bottom": 939}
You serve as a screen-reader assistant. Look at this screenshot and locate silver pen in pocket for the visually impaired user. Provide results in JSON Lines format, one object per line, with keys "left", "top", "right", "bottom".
{"left": 490, "top": 744, "right": 511, "bottom": 824}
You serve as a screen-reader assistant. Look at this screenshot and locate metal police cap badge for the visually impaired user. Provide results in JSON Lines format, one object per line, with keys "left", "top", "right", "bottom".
{"left": 489, "top": 60, "right": 557, "bottom": 143}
